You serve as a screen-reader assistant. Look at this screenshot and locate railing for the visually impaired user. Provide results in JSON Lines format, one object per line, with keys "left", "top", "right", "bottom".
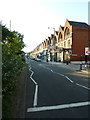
{"left": 80, "top": 63, "right": 90, "bottom": 70}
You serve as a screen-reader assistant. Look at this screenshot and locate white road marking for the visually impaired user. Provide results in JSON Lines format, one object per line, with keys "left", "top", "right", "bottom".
{"left": 57, "top": 73, "right": 65, "bottom": 77}
{"left": 28, "top": 64, "right": 90, "bottom": 109}
{"left": 33, "top": 85, "right": 38, "bottom": 107}
{"left": 30, "top": 70, "right": 37, "bottom": 85}
{"left": 29, "top": 66, "right": 38, "bottom": 107}
{"left": 27, "top": 101, "right": 90, "bottom": 112}
{"left": 41, "top": 66, "right": 90, "bottom": 90}
{"left": 76, "top": 83, "right": 90, "bottom": 90}
{"left": 38, "top": 64, "right": 42, "bottom": 66}
{"left": 43, "top": 67, "right": 74, "bottom": 83}
{"left": 51, "top": 70, "right": 53, "bottom": 72}
{"left": 30, "top": 76, "right": 37, "bottom": 85}
{"left": 65, "top": 76, "right": 74, "bottom": 83}
{"left": 52, "top": 71, "right": 74, "bottom": 83}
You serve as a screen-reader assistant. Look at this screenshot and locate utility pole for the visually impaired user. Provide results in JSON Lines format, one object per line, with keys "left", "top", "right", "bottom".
{"left": 88, "top": 2, "right": 90, "bottom": 68}
{"left": 48, "top": 27, "right": 55, "bottom": 62}
{"left": 10, "top": 20, "right": 11, "bottom": 31}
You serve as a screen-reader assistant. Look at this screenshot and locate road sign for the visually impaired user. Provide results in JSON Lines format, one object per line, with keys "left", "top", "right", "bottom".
{"left": 85, "top": 47, "right": 89, "bottom": 55}
{"left": 88, "top": 50, "right": 90, "bottom": 54}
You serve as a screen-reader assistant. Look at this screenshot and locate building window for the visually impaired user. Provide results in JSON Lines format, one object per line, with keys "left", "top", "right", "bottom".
{"left": 65, "top": 28, "right": 70, "bottom": 39}
{"left": 64, "top": 41, "right": 66, "bottom": 47}
{"left": 67, "top": 29, "right": 70, "bottom": 35}
{"left": 60, "top": 43, "right": 63, "bottom": 47}
{"left": 62, "top": 43, "right": 63, "bottom": 47}
{"left": 50, "top": 40, "right": 51, "bottom": 44}
{"left": 60, "top": 34, "right": 62, "bottom": 40}
{"left": 51, "top": 40, "right": 53, "bottom": 45}
{"left": 54, "top": 36, "right": 57, "bottom": 44}
{"left": 68, "top": 40, "right": 70, "bottom": 47}
{"left": 58, "top": 33, "right": 62, "bottom": 42}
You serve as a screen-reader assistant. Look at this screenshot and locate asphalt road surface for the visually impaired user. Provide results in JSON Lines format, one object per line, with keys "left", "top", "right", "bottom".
{"left": 24, "top": 59, "right": 90, "bottom": 118}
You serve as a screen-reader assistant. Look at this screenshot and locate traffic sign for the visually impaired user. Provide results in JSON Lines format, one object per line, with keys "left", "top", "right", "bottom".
{"left": 85, "top": 47, "right": 89, "bottom": 55}
{"left": 88, "top": 50, "right": 90, "bottom": 54}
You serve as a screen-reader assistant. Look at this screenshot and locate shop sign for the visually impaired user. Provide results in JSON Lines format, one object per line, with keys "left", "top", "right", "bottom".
{"left": 71, "top": 54, "right": 77, "bottom": 56}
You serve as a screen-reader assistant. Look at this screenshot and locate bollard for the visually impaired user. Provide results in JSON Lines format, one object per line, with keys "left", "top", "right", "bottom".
{"left": 80, "top": 63, "right": 82, "bottom": 70}
{"left": 84, "top": 64, "right": 87, "bottom": 70}
{"left": 66, "top": 60, "right": 69, "bottom": 65}
{"left": 66, "top": 61, "right": 69, "bottom": 65}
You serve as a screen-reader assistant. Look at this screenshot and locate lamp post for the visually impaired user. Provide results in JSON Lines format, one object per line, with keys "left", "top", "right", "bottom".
{"left": 80, "top": 55, "right": 82, "bottom": 70}
{"left": 10, "top": 20, "right": 11, "bottom": 31}
{"left": 48, "top": 27, "right": 55, "bottom": 62}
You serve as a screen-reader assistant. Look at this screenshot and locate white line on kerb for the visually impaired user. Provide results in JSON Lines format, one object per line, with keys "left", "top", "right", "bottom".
{"left": 27, "top": 101, "right": 90, "bottom": 112}
{"left": 29, "top": 65, "right": 38, "bottom": 107}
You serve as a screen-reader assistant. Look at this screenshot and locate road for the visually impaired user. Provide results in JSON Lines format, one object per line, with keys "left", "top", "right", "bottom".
{"left": 24, "top": 59, "right": 90, "bottom": 118}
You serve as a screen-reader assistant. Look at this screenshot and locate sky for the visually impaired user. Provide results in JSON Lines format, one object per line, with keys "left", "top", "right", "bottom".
{"left": 0, "top": 0, "right": 89, "bottom": 52}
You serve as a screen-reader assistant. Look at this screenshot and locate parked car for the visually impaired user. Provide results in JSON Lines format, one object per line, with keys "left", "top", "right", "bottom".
{"left": 35, "top": 58, "right": 41, "bottom": 62}
{"left": 32, "top": 58, "right": 35, "bottom": 60}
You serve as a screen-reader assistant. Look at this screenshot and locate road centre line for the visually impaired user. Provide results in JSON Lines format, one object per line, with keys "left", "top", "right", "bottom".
{"left": 27, "top": 101, "right": 90, "bottom": 112}
{"left": 48, "top": 68, "right": 74, "bottom": 83}
{"left": 65, "top": 76, "right": 74, "bottom": 83}
{"left": 76, "top": 83, "right": 90, "bottom": 90}
{"left": 54, "top": 71, "right": 90, "bottom": 90}
{"left": 51, "top": 69, "right": 53, "bottom": 72}
{"left": 56, "top": 73, "right": 65, "bottom": 77}
{"left": 53, "top": 72, "right": 73, "bottom": 83}
{"left": 40, "top": 65, "right": 90, "bottom": 90}
{"left": 29, "top": 65, "right": 38, "bottom": 107}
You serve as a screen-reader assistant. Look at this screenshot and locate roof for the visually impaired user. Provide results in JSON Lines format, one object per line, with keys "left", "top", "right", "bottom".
{"left": 55, "top": 31, "right": 58, "bottom": 35}
{"left": 68, "top": 20, "right": 90, "bottom": 27}
{"left": 48, "top": 36, "right": 50, "bottom": 40}
{"left": 51, "top": 34, "right": 54, "bottom": 38}
{"left": 61, "top": 26, "right": 64, "bottom": 30}
{"left": 60, "top": 25, "right": 64, "bottom": 30}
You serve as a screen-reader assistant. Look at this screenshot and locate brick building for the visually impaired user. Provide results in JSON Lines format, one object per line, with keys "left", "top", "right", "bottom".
{"left": 63, "top": 19, "right": 90, "bottom": 61}
{"left": 30, "top": 19, "right": 90, "bottom": 62}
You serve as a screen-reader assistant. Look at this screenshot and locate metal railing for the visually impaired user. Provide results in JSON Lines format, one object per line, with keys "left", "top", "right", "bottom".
{"left": 80, "top": 63, "right": 90, "bottom": 70}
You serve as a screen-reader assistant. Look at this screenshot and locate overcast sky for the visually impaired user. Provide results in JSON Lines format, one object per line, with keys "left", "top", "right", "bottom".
{"left": 0, "top": 0, "right": 89, "bottom": 52}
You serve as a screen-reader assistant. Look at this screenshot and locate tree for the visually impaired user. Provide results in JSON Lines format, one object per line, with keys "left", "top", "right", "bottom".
{"left": 2, "top": 24, "right": 26, "bottom": 95}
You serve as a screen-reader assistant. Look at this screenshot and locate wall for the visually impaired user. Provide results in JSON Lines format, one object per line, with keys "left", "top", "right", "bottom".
{"left": 71, "top": 26, "right": 89, "bottom": 61}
